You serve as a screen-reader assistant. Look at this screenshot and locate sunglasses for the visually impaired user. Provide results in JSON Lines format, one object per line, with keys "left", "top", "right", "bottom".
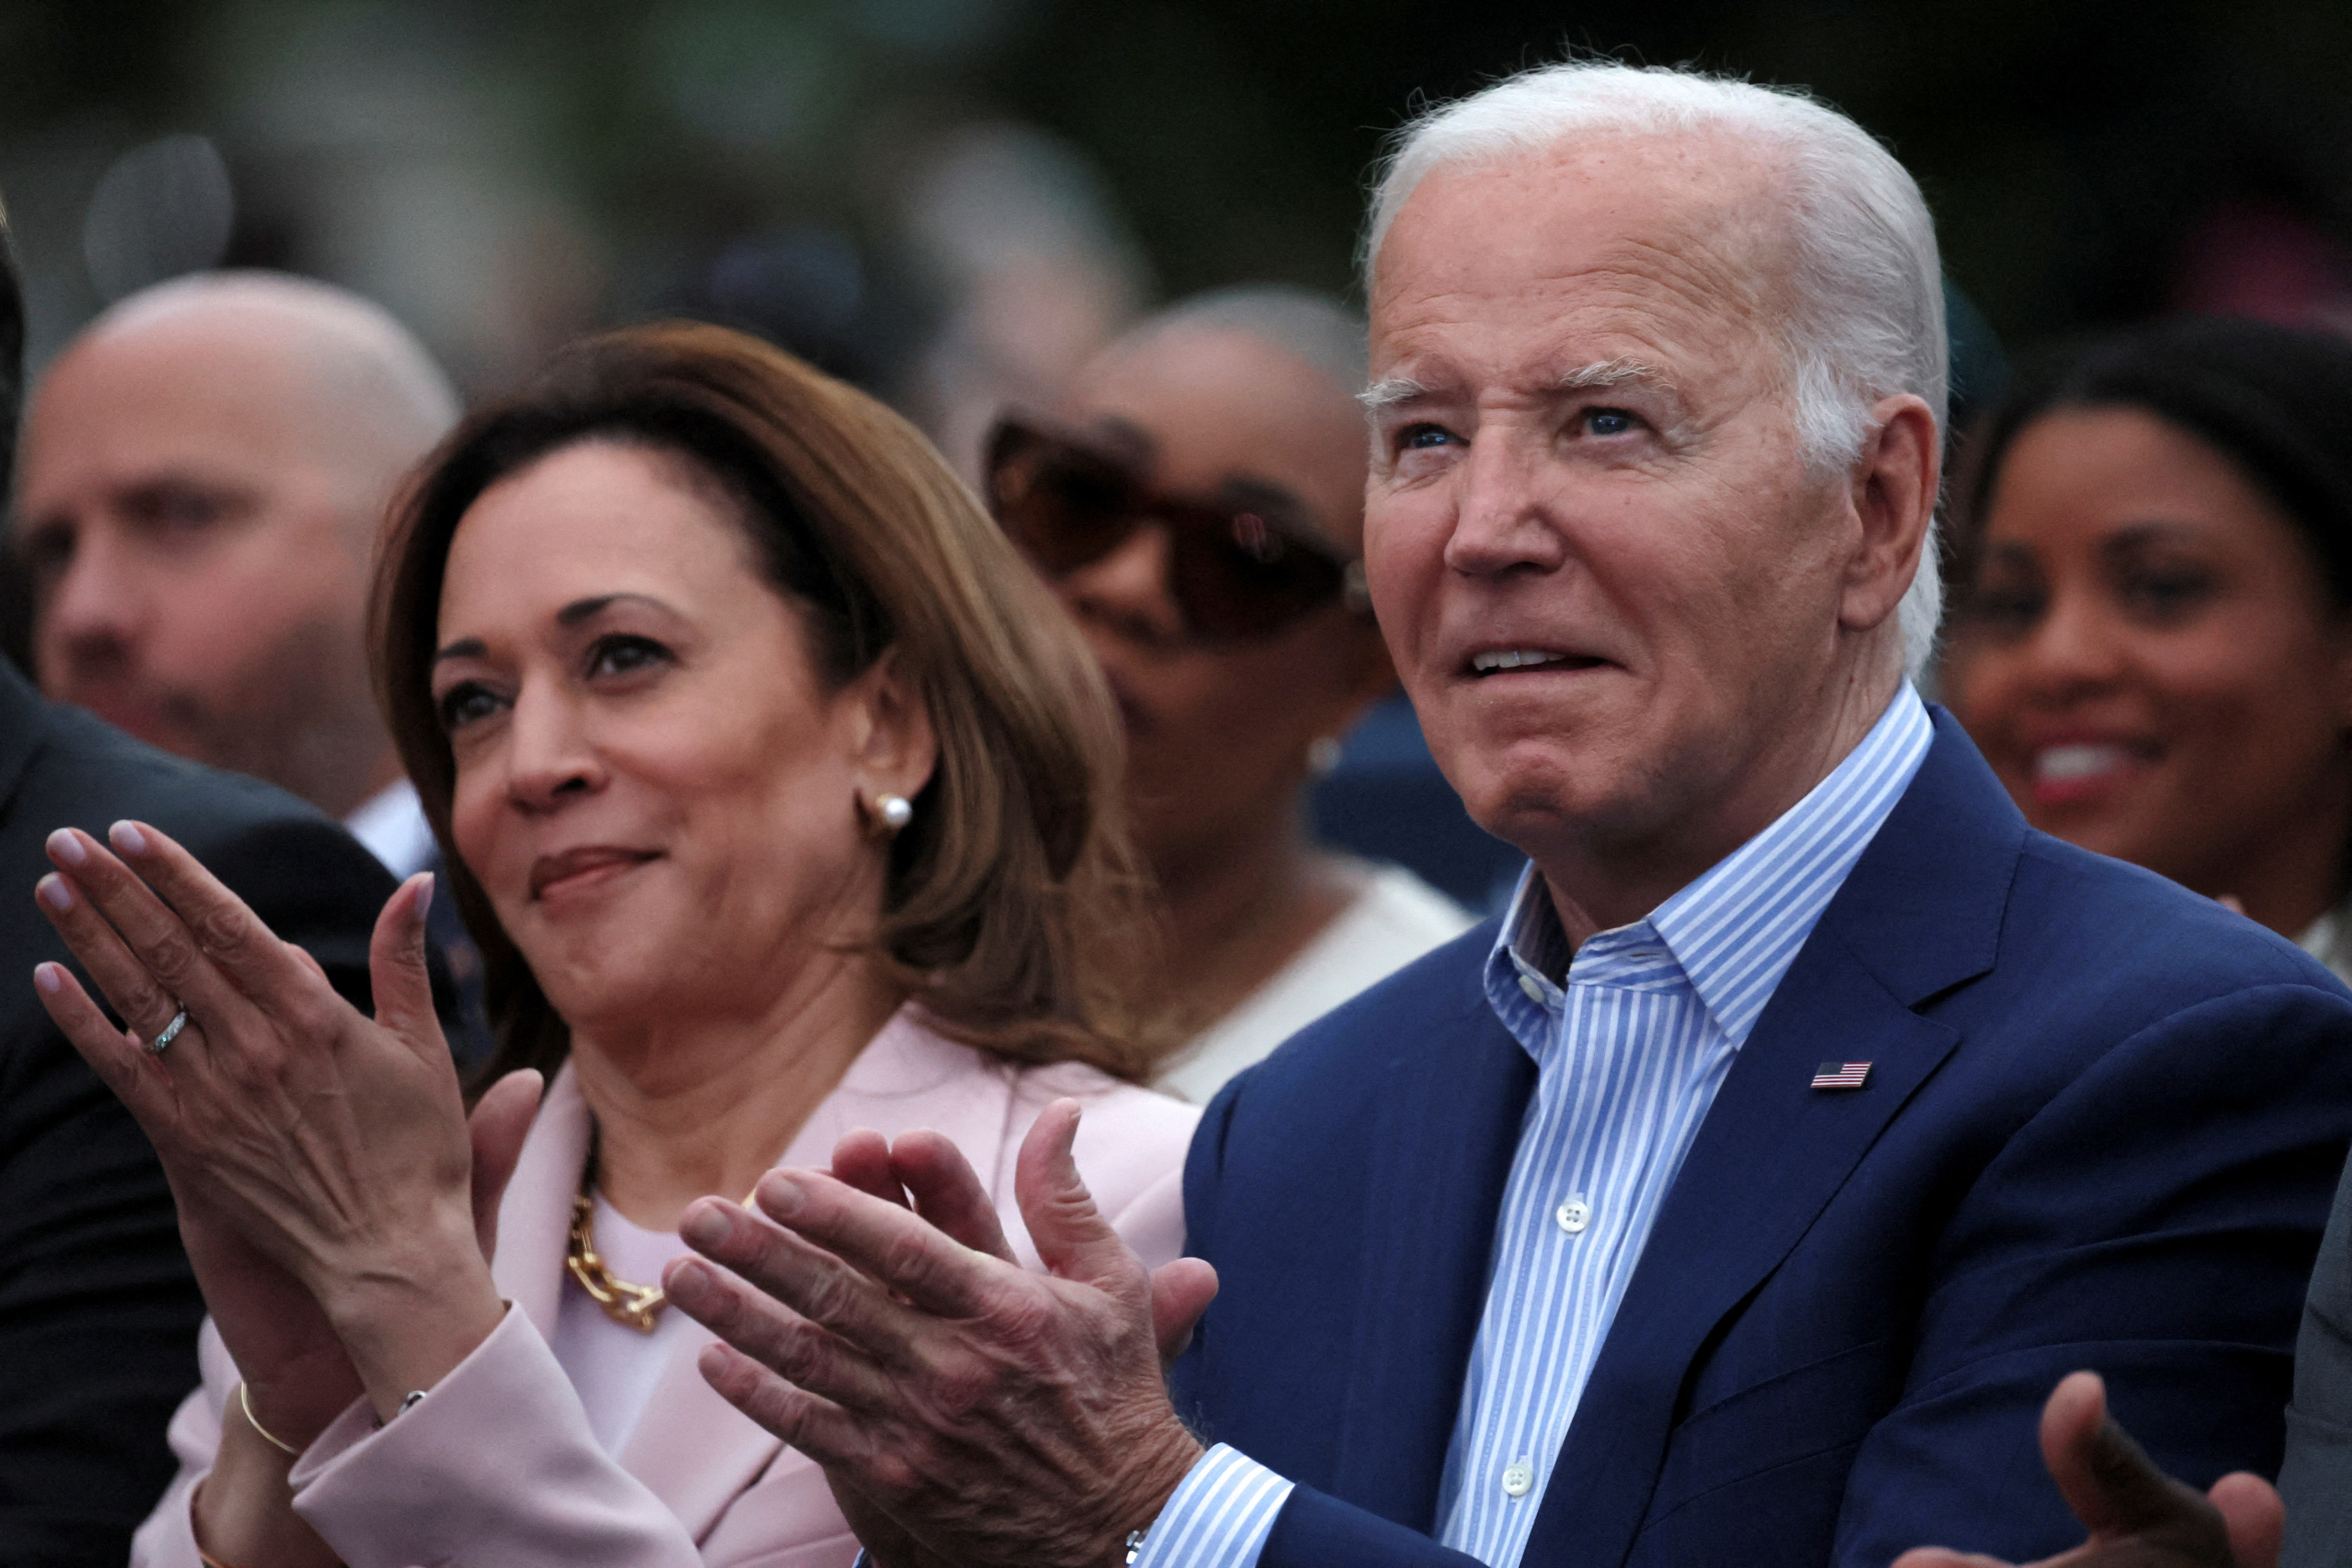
{"left": 984, "top": 415, "right": 1369, "bottom": 643}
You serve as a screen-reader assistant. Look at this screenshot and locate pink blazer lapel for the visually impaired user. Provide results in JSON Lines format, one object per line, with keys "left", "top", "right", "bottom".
{"left": 618, "top": 1010, "right": 1022, "bottom": 1541}
{"left": 491, "top": 1061, "right": 591, "bottom": 1338}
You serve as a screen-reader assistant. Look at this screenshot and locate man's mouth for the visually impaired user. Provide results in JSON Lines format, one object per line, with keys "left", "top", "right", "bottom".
{"left": 1469, "top": 649, "right": 1604, "bottom": 675}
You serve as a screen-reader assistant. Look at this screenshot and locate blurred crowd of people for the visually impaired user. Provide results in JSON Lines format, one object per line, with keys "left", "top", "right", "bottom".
{"left": 4, "top": 44, "right": 2352, "bottom": 1568}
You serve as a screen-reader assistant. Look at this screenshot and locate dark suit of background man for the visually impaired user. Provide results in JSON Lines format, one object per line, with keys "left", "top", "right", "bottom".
{"left": 0, "top": 233, "right": 403, "bottom": 1563}
{"left": 653, "top": 59, "right": 2352, "bottom": 1568}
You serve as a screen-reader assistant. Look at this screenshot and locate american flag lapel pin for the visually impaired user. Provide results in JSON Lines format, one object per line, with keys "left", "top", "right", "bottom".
{"left": 1811, "top": 1060, "right": 1872, "bottom": 1090}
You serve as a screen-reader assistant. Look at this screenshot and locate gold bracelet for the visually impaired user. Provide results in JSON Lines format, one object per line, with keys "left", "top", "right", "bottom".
{"left": 236, "top": 1381, "right": 303, "bottom": 1458}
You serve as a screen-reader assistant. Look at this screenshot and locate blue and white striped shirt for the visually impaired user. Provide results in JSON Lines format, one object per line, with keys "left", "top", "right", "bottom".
{"left": 1138, "top": 685, "right": 1935, "bottom": 1568}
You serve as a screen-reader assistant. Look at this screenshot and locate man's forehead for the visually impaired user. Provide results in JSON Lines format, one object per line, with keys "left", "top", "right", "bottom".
{"left": 1368, "top": 133, "right": 1791, "bottom": 374}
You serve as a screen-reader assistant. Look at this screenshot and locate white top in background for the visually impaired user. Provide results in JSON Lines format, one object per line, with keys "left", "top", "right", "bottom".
{"left": 1155, "top": 860, "right": 1475, "bottom": 1105}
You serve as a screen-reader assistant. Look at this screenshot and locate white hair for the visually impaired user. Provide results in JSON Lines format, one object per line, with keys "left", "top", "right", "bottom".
{"left": 1366, "top": 62, "right": 1947, "bottom": 677}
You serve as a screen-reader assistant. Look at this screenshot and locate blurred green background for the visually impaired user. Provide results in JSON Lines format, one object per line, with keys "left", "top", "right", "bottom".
{"left": 5, "top": 0, "right": 2350, "bottom": 454}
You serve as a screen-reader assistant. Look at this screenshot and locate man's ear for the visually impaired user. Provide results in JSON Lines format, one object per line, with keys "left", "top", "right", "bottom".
{"left": 1839, "top": 392, "right": 1941, "bottom": 638}
{"left": 846, "top": 647, "right": 939, "bottom": 805}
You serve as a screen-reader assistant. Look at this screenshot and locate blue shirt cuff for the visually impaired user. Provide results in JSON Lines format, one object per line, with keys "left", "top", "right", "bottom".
{"left": 1132, "top": 1443, "right": 1296, "bottom": 1568}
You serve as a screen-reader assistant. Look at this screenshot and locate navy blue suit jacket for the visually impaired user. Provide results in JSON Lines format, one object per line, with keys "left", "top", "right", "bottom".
{"left": 1171, "top": 710, "right": 2352, "bottom": 1567}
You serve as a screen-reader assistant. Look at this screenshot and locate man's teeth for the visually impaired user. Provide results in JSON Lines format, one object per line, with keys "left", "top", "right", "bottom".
{"left": 2034, "top": 744, "right": 2132, "bottom": 783}
{"left": 1472, "top": 650, "right": 1569, "bottom": 673}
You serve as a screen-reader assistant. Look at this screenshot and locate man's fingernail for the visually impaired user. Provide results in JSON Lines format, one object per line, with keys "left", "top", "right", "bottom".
{"left": 665, "top": 1257, "right": 710, "bottom": 1297}
{"left": 759, "top": 1174, "right": 804, "bottom": 1218}
{"left": 37, "top": 875, "right": 72, "bottom": 911}
{"left": 45, "top": 829, "right": 85, "bottom": 867}
{"left": 414, "top": 872, "right": 435, "bottom": 922}
{"left": 109, "top": 821, "right": 149, "bottom": 855}
{"left": 34, "top": 962, "right": 62, "bottom": 994}
{"left": 680, "top": 1204, "right": 730, "bottom": 1249}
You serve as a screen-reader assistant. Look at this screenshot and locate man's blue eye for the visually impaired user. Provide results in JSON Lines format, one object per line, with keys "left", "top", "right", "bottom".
{"left": 1585, "top": 409, "right": 1635, "bottom": 436}
{"left": 1401, "top": 425, "right": 1454, "bottom": 450}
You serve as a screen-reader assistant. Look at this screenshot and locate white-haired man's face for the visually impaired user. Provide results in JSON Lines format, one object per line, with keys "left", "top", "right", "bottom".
{"left": 1364, "top": 132, "right": 1931, "bottom": 922}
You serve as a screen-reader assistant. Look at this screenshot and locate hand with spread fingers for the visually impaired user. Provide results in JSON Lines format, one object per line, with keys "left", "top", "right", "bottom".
{"left": 31, "top": 819, "right": 535, "bottom": 1566}
{"left": 1893, "top": 1372, "right": 2283, "bottom": 1568}
{"left": 666, "top": 1098, "right": 1220, "bottom": 1568}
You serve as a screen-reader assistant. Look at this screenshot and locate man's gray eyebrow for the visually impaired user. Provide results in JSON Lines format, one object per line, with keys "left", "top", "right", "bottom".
{"left": 1550, "top": 357, "right": 1669, "bottom": 392}
{"left": 1358, "top": 377, "right": 1429, "bottom": 412}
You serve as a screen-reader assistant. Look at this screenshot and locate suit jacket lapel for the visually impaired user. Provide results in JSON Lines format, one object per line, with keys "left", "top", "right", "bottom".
{"left": 1523, "top": 708, "right": 2022, "bottom": 1566}
{"left": 1328, "top": 955, "right": 1538, "bottom": 1532}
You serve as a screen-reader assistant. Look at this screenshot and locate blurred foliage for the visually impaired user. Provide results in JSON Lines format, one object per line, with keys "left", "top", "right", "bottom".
{"left": 1, "top": 0, "right": 2348, "bottom": 368}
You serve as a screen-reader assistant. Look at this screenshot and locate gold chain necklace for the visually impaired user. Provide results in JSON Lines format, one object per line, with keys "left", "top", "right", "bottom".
{"left": 564, "top": 1127, "right": 771, "bottom": 1333}
{"left": 565, "top": 1129, "right": 668, "bottom": 1332}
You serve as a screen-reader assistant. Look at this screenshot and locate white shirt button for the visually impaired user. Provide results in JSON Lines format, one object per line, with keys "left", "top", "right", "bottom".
{"left": 1517, "top": 973, "right": 1545, "bottom": 1004}
{"left": 1501, "top": 1459, "right": 1534, "bottom": 1497}
{"left": 1555, "top": 1197, "right": 1591, "bottom": 1235}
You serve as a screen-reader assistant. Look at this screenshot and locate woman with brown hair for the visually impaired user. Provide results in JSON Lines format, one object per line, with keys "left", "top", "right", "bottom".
{"left": 30, "top": 322, "right": 1194, "bottom": 1566}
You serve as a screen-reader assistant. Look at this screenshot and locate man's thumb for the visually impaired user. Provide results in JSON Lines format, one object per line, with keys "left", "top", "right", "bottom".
{"left": 1013, "top": 1098, "right": 1131, "bottom": 1287}
{"left": 368, "top": 873, "right": 443, "bottom": 1053}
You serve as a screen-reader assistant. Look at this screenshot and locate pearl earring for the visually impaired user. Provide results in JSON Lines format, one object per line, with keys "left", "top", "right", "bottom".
{"left": 1307, "top": 736, "right": 1345, "bottom": 777}
{"left": 874, "top": 793, "right": 914, "bottom": 833}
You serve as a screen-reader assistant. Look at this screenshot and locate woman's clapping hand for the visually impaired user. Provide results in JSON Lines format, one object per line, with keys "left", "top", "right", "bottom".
{"left": 32, "top": 820, "right": 534, "bottom": 1434}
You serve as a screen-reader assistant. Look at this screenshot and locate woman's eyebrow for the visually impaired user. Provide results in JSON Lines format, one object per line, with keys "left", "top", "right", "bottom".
{"left": 432, "top": 637, "right": 486, "bottom": 664}
{"left": 555, "top": 591, "right": 679, "bottom": 627}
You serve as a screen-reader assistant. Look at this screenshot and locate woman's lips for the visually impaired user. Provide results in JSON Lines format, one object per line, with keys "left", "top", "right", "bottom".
{"left": 528, "top": 847, "right": 659, "bottom": 901}
{"left": 2027, "top": 741, "right": 2156, "bottom": 808}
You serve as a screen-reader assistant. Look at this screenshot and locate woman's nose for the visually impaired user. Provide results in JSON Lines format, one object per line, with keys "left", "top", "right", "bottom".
{"left": 1059, "top": 524, "right": 1185, "bottom": 646}
{"left": 2017, "top": 587, "right": 2127, "bottom": 698}
{"left": 502, "top": 688, "right": 606, "bottom": 810}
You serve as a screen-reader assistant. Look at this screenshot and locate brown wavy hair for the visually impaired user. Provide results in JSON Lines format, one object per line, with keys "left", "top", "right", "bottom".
{"left": 372, "top": 322, "right": 1160, "bottom": 1085}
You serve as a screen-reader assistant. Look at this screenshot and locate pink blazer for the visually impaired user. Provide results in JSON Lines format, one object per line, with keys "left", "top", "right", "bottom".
{"left": 133, "top": 1009, "right": 1199, "bottom": 1568}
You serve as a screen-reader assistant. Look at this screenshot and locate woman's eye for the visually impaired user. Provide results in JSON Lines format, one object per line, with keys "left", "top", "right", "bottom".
{"left": 437, "top": 682, "right": 504, "bottom": 733}
{"left": 1581, "top": 407, "right": 1638, "bottom": 437}
{"left": 588, "top": 633, "right": 672, "bottom": 679}
{"left": 1963, "top": 584, "right": 2046, "bottom": 636}
{"left": 2120, "top": 568, "right": 2218, "bottom": 622}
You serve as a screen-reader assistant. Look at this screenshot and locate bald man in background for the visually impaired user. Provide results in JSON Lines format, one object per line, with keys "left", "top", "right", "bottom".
{"left": 0, "top": 259, "right": 421, "bottom": 1559}
{"left": 16, "top": 271, "right": 486, "bottom": 1052}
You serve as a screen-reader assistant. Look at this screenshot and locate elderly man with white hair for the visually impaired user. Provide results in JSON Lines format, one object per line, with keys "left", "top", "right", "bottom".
{"left": 656, "top": 62, "right": 2352, "bottom": 1568}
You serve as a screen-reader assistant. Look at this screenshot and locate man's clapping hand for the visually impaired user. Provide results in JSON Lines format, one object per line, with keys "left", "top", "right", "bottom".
{"left": 662, "top": 1099, "right": 1219, "bottom": 1568}
{"left": 1893, "top": 1372, "right": 2282, "bottom": 1568}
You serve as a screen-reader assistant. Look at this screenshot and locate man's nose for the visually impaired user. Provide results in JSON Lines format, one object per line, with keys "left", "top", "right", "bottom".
{"left": 1059, "top": 525, "right": 1185, "bottom": 646}
{"left": 1442, "top": 431, "right": 1569, "bottom": 579}
{"left": 502, "top": 686, "right": 608, "bottom": 811}
{"left": 36, "top": 528, "right": 145, "bottom": 675}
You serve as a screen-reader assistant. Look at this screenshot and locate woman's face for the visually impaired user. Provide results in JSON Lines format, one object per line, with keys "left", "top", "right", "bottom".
{"left": 1045, "top": 327, "right": 1390, "bottom": 876}
{"left": 1946, "top": 406, "right": 2352, "bottom": 907}
{"left": 430, "top": 440, "right": 930, "bottom": 1042}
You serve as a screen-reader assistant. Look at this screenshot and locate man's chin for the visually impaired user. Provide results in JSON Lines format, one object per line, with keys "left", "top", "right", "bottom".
{"left": 58, "top": 689, "right": 197, "bottom": 756}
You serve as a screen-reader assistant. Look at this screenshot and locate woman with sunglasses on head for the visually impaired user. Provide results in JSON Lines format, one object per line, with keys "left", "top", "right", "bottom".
{"left": 987, "top": 288, "right": 1472, "bottom": 1101}
{"left": 35, "top": 323, "right": 1196, "bottom": 1567}
{"left": 1944, "top": 316, "right": 2352, "bottom": 976}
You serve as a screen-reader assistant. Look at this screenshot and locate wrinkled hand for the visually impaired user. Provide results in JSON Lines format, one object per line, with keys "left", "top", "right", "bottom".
{"left": 33, "top": 821, "right": 510, "bottom": 1423}
{"left": 1892, "top": 1372, "right": 2282, "bottom": 1568}
{"left": 665, "top": 1100, "right": 1218, "bottom": 1568}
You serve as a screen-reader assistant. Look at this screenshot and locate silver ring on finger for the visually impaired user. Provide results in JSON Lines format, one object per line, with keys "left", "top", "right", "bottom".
{"left": 146, "top": 1007, "right": 189, "bottom": 1056}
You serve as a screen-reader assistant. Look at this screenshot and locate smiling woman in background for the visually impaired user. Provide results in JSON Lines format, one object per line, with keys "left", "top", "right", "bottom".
{"left": 33, "top": 322, "right": 1195, "bottom": 1568}
{"left": 1944, "top": 316, "right": 2352, "bottom": 978}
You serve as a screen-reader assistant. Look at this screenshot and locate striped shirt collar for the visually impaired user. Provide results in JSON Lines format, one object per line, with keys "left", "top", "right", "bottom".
{"left": 1486, "top": 684, "right": 1936, "bottom": 1056}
